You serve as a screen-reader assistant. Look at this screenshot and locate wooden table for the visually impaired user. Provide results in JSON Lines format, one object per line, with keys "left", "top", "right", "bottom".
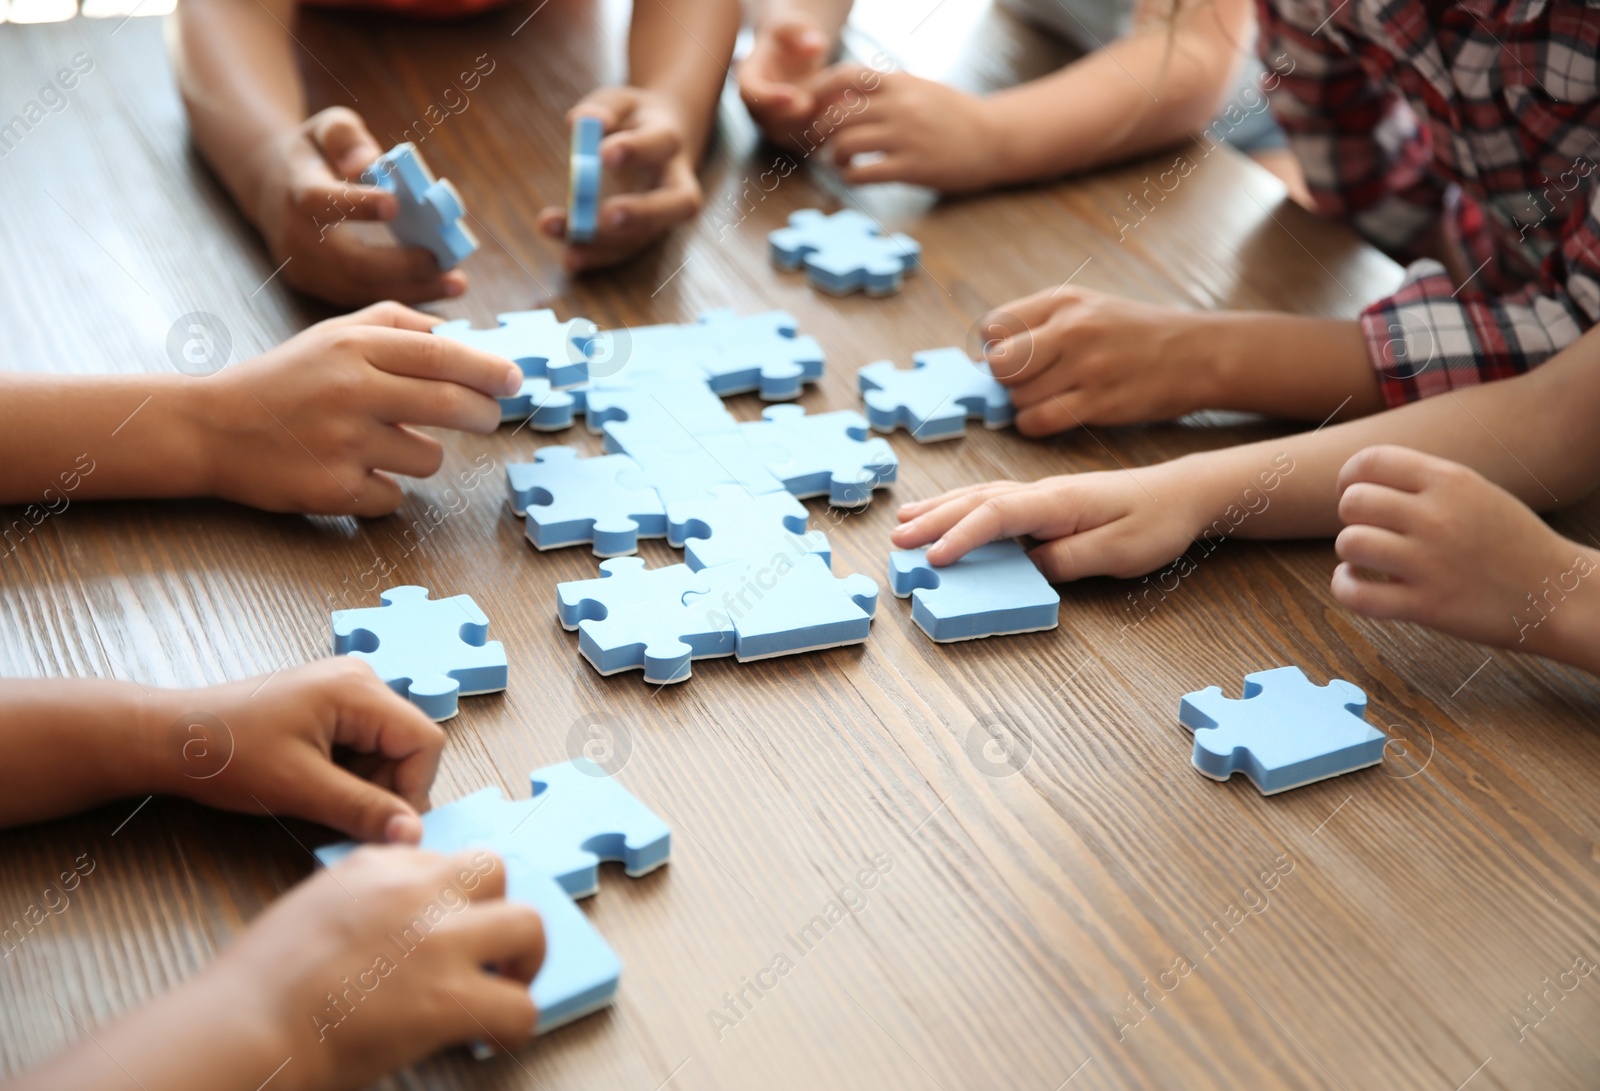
{"left": 4, "top": 3, "right": 1600, "bottom": 1088}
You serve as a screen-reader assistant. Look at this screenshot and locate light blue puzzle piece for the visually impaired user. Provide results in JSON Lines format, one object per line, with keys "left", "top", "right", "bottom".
{"left": 694, "top": 310, "right": 824, "bottom": 400}
{"left": 1178, "top": 666, "right": 1388, "bottom": 795}
{"left": 434, "top": 310, "right": 599, "bottom": 389}
{"left": 739, "top": 404, "right": 897, "bottom": 508}
{"left": 888, "top": 542, "right": 1060, "bottom": 642}
{"left": 500, "top": 376, "right": 578, "bottom": 429}
{"left": 624, "top": 436, "right": 787, "bottom": 504}
{"left": 331, "top": 586, "right": 506, "bottom": 721}
{"left": 506, "top": 447, "right": 666, "bottom": 557}
{"left": 362, "top": 144, "right": 478, "bottom": 271}
{"left": 315, "top": 761, "right": 671, "bottom": 1035}
{"left": 768, "top": 208, "right": 919, "bottom": 296}
{"left": 859, "top": 347, "right": 1014, "bottom": 442}
{"left": 667, "top": 484, "right": 830, "bottom": 572}
{"left": 690, "top": 554, "right": 878, "bottom": 660}
{"left": 584, "top": 378, "right": 739, "bottom": 448}
{"left": 556, "top": 557, "right": 736, "bottom": 683}
{"left": 568, "top": 115, "right": 603, "bottom": 244}
{"left": 589, "top": 322, "right": 717, "bottom": 389}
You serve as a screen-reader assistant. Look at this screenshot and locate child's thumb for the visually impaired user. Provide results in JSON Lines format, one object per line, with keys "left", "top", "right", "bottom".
{"left": 301, "top": 762, "right": 425, "bottom": 845}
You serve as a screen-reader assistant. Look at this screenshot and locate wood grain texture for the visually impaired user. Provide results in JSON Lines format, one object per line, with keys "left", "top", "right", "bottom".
{"left": 3, "top": 4, "right": 1600, "bottom": 1089}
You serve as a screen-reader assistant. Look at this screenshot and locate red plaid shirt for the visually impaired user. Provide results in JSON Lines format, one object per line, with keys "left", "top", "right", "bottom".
{"left": 1259, "top": 0, "right": 1600, "bottom": 405}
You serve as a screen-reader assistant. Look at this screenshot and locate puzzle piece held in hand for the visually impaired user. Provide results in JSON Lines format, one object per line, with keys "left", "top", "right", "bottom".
{"left": 667, "top": 484, "right": 829, "bottom": 571}
{"left": 434, "top": 309, "right": 599, "bottom": 390}
{"left": 331, "top": 586, "right": 507, "bottom": 721}
{"left": 499, "top": 376, "right": 578, "bottom": 429}
{"left": 316, "top": 761, "right": 671, "bottom": 1035}
{"left": 691, "top": 554, "right": 878, "bottom": 661}
{"left": 859, "top": 347, "right": 1014, "bottom": 442}
{"left": 556, "top": 557, "right": 735, "bottom": 683}
{"left": 739, "top": 404, "right": 897, "bottom": 508}
{"left": 1178, "top": 666, "right": 1388, "bottom": 795}
{"left": 568, "top": 115, "right": 603, "bottom": 244}
{"left": 362, "top": 144, "right": 479, "bottom": 270}
{"left": 506, "top": 447, "right": 666, "bottom": 557}
{"left": 769, "top": 208, "right": 919, "bottom": 296}
{"left": 889, "top": 542, "right": 1059, "bottom": 642}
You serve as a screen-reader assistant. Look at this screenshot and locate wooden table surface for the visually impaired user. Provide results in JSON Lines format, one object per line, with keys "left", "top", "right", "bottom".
{"left": 5, "top": 2, "right": 1600, "bottom": 1088}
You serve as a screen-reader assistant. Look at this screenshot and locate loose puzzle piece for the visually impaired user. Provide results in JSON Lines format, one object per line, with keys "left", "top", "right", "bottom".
{"left": 556, "top": 557, "right": 735, "bottom": 683}
{"left": 667, "top": 484, "right": 830, "bottom": 572}
{"left": 768, "top": 208, "right": 920, "bottom": 296}
{"left": 739, "top": 405, "right": 898, "bottom": 508}
{"left": 1178, "top": 666, "right": 1388, "bottom": 795}
{"left": 889, "top": 542, "right": 1060, "bottom": 642}
{"left": 694, "top": 310, "right": 824, "bottom": 400}
{"left": 690, "top": 554, "right": 878, "bottom": 661}
{"left": 859, "top": 347, "right": 1015, "bottom": 442}
{"left": 316, "top": 761, "right": 671, "bottom": 1035}
{"left": 506, "top": 447, "right": 666, "bottom": 557}
{"left": 500, "top": 376, "right": 578, "bottom": 429}
{"left": 331, "top": 586, "right": 506, "bottom": 721}
{"left": 362, "top": 143, "right": 479, "bottom": 271}
{"left": 434, "top": 309, "right": 599, "bottom": 390}
{"left": 568, "top": 115, "right": 603, "bottom": 244}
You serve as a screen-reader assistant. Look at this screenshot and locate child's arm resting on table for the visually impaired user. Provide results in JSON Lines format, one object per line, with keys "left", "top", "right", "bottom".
{"left": 0, "top": 303, "right": 521, "bottom": 517}
{"left": 894, "top": 322, "right": 1600, "bottom": 579}
{"left": 537, "top": 0, "right": 741, "bottom": 272}
{"left": 170, "top": 0, "right": 465, "bottom": 306}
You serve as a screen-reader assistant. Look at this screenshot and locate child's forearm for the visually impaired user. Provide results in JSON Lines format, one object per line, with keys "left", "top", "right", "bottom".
{"left": 1543, "top": 543, "right": 1600, "bottom": 676}
{"left": 627, "top": 0, "right": 740, "bottom": 157}
{"left": 170, "top": 0, "right": 304, "bottom": 223}
{"left": 0, "top": 680, "right": 182, "bottom": 828}
{"left": 985, "top": 0, "right": 1251, "bottom": 181}
{"left": 0, "top": 374, "right": 212, "bottom": 507}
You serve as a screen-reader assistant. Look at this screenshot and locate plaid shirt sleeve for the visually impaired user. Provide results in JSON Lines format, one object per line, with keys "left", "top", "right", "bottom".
{"left": 1258, "top": 0, "right": 1600, "bottom": 406}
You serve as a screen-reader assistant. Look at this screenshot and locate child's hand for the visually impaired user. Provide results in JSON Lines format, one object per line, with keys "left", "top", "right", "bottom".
{"left": 1332, "top": 446, "right": 1596, "bottom": 656}
{"left": 736, "top": 15, "right": 832, "bottom": 151}
{"left": 892, "top": 463, "right": 1205, "bottom": 581}
{"left": 151, "top": 658, "right": 447, "bottom": 843}
{"left": 255, "top": 107, "right": 468, "bottom": 307}
{"left": 811, "top": 67, "right": 1006, "bottom": 192}
{"left": 978, "top": 286, "right": 1217, "bottom": 436}
{"left": 537, "top": 92, "right": 705, "bottom": 274}
{"left": 214, "top": 846, "right": 542, "bottom": 1086}
{"left": 198, "top": 302, "right": 521, "bottom": 516}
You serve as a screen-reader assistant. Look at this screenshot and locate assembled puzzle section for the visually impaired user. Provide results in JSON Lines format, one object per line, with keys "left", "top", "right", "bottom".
{"left": 889, "top": 542, "right": 1060, "bottom": 642}
{"left": 507, "top": 447, "right": 666, "bottom": 557}
{"left": 693, "top": 310, "right": 824, "bottom": 399}
{"left": 556, "top": 558, "right": 735, "bottom": 684}
{"left": 316, "top": 760, "right": 671, "bottom": 1034}
{"left": 567, "top": 115, "right": 603, "bottom": 244}
{"left": 666, "top": 484, "right": 829, "bottom": 572}
{"left": 362, "top": 143, "right": 478, "bottom": 271}
{"left": 691, "top": 554, "right": 879, "bottom": 661}
{"left": 860, "top": 347, "right": 1014, "bottom": 442}
{"left": 434, "top": 309, "right": 599, "bottom": 391}
{"left": 769, "top": 208, "right": 920, "bottom": 296}
{"left": 331, "top": 586, "right": 507, "bottom": 721}
{"left": 738, "top": 405, "right": 898, "bottom": 508}
{"left": 1178, "top": 666, "right": 1388, "bottom": 795}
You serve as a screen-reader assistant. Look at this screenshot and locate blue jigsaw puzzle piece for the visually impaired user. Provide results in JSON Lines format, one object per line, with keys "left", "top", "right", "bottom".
{"left": 693, "top": 310, "right": 824, "bottom": 400}
{"left": 888, "top": 542, "right": 1060, "bottom": 642}
{"left": 690, "top": 554, "right": 878, "bottom": 660}
{"left": 556, "top": 557, "right": 736, "bottom": 683}
{"left": 859, "top": 347, "right": 1015, "bottom": 442}
{"left": 1178, "top": 666, "right": 1388, "bottom": 795}
{"left": 434, "top": 310, "right": 599, "bottom": 390}
{"left": 499, "top": 376, "right": 578, "bottom": 429}
{"left": 768, "top": 208, "right": 920, "bottom": 296}
{"left": 506, "top": 447, "right": 666, "bottom": 557}
{"left": 362, "top": 144, "right": 479, "bottom": 271}
{"left": 624, "top": 436, "right": 787, "bottom": 504}
{"left": 316, "top": 761, "right": 671, "bottom": 1035}
{"left": 585, "top": 377, "right": 739, "bottom": 450}
{"left": 666, "top": 484, "right": 830, "bottom": 572}
{"left": 738, "top": 405, "right": 898, "bottom": 508}
{"left": 567, "top": 115, "right": 603, "bottom": 244}
{"left": 331, "top": 586, "right": 507, "bottom": 721}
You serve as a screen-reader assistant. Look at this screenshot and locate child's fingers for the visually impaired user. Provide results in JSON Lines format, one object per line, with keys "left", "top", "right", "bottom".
{"left": 1334, "top": 524, "right": 1421, "bottom": 580}
{"left": 351, "top": 470, "right": 406, "bottom": 518}
{"left": 457, "top": 902, "right": 546, "bottom": 985}
{"left": 602, "top": 124, "right": 682, "bottom": 170}
{"left": 296, "top": 758, "right": 423, "bottom": 843}
{"left": 922, "top": 489, "right": 1054, "bottom": 565}
{"left": 567, "top": 96, "right": 624, "bottom": 132}
{"left": 294, "top": 177, "right": 396, "bottom": 223}
{"left": 1337, "top": 444, "right": 1435, "bottom": 494}
{"left": 449, "top": 974, "right": 540, "bottom": 1049}
{"left": 597, "top": 185, "right": 702, "bottom": 238}
{"left": 1014, "top": 390, "right": 1093, "bottom": 437}
{"left": 1337, "top": 481, "right": 1421, "bottom": 533}
{"left": 368, "top": 371, "right": 505, "bottom": 434}
{"left": 332, "top": 667, "right": 448, "bottom": 813}
{"left": 329, "top": 301, "right": 442, "bottom": 333}
{"left": 891, "top": 488, "right": 1009, "bottom": 545}
{"left": 1330, "top": 561, "right": 1415, "bottom": 620}
{"left": 809, "top": 63, "right": 881, "bottom": 112}
{"left": 1027, "top": 524, "right": 1126, "bottom": 582}
{"left": 829, "top": 123, "right": 894, "bottom": 165}
{"left": 896, "top": 482, "right": 999, "bottom": 521}
{"left": 361, "top": 423, "right": 447, "bottom": 479}
{"left": 841, "top": 153, "right": 913, "bottom": 186}
{"left": 309, "top": 106, "right": 387, "bottom": 181}
{"left": 358, "top": 328, "right": 523, "bottom": 399}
